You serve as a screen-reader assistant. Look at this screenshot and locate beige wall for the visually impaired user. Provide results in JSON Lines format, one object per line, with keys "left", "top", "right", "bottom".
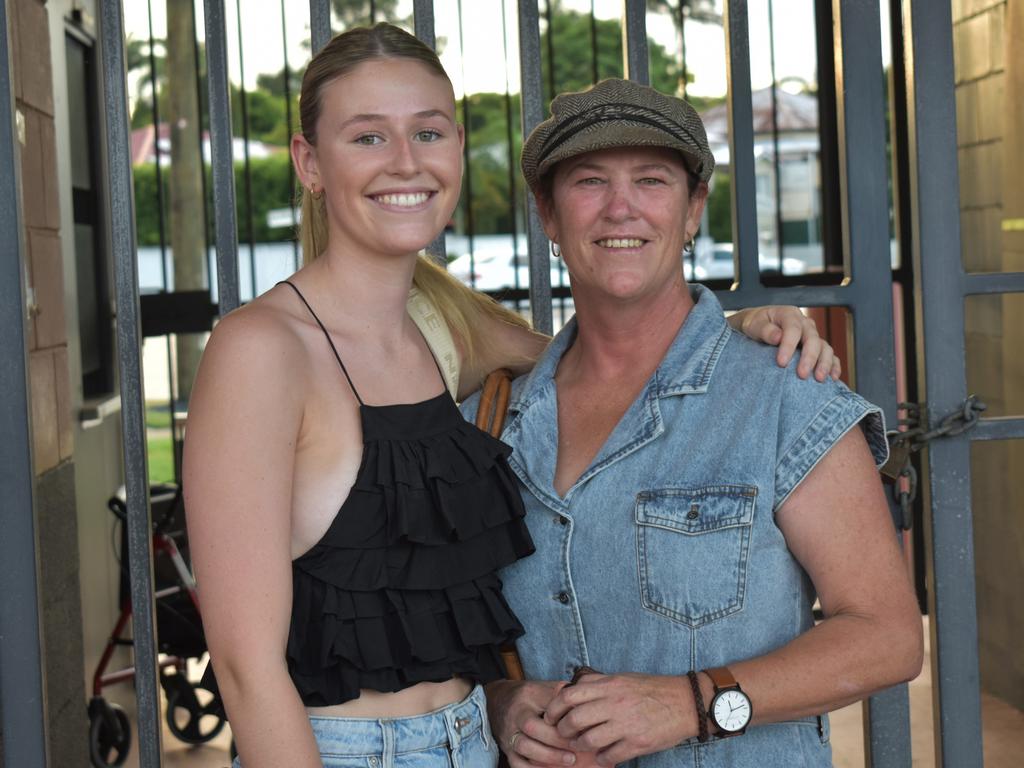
{"left": 953, "top": 0, "right": 1024, "bottom": 711}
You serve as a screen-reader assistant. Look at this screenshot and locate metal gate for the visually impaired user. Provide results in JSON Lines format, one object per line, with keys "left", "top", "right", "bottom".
{"left": 1, "top": 0, "right": 1015, "bottom": 766}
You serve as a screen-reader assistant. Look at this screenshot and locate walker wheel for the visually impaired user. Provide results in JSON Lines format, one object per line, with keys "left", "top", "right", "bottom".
{"left": 88, "top": 696, "right": 131, "bottom": 767}
{"left": 162, "top": 670, "right": 227, "bottom": 744}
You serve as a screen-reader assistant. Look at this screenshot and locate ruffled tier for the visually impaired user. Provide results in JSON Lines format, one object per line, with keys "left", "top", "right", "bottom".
{"left": 287, "top": 572, "right": 524, "bottom": 707}
{"left": 293, "top": 417, "right": 534, "bottom": 591}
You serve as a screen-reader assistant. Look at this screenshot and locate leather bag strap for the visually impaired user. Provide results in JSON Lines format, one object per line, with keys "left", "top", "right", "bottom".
{"left": 473, "top": 369, "right": 524, "bottom": 685}
{"left": 474, "top": 368, "right": 513, "bottom": 437}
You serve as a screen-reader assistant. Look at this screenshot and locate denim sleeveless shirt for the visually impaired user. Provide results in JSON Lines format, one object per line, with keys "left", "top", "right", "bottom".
{"left": 461, "top": 286, "right": 888, "bottom": 768}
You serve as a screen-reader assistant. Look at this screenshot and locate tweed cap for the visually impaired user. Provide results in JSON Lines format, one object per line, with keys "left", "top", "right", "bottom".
{"left": 521, "top": 78, "right": 715, "bottom": 192}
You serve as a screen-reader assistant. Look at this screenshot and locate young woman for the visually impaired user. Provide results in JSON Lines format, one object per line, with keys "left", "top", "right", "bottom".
{"left": 183, "top": 24, "right": 840, "bottom": 768}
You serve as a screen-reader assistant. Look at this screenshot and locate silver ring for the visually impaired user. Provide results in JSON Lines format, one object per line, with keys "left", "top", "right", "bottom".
{"left": 508, "top": 731, "right": 522, "bottom": 751}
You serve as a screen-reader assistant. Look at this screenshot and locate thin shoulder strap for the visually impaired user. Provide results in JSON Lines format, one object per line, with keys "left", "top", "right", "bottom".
{"left": 278, "top": 280, "right": 364, "bottom": 405}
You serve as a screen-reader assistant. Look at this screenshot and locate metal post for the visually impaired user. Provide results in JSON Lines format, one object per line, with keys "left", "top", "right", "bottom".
{"left": 413, "top": 0, "right": 446, "bottom": 263}
{"left": 622, "top": 0, "right": 649, "bottom": 85}
{"left": 204, "top": 0, "right": 241, "bottom": 314}
{"left": 902, "top": 0, "right": 983, "bottom": 765}
{"left": 310, "top": 0, "right": 332, "bottom": 54}
{"left": 0, "top": 1, "right": 47, "bottom": 764}
{"left": 723, "top": 0, "right": 759, "bottom": 287}
{"left": 518, "top": 0, "right": 552, "bottom": 334}
{"left": 413, "top": 0, "right": 436, "bottom": 49}
{"left": 98, "top": 1, "right": 163, "bottom": 764}
{"left": 832, "top": 0, "right": 911, "bottom": 763}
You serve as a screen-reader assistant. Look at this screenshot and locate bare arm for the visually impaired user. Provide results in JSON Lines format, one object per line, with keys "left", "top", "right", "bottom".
{"left": 456, "top": 314, "right": 549, "bottom": 401}
{"left": 541, "top": 428, "right": 922, "bottom": 766}
{"left": 183, "top": 310, "right": 322, "bottom": 768}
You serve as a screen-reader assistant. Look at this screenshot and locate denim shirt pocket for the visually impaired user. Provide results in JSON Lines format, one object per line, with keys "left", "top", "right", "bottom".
{"left": 635, "top": 485, "right": 757, "bottom": 627}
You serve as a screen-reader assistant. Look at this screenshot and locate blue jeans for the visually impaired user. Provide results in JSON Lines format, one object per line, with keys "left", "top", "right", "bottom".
{"left": 232, "top": 684, "right": 498, "bottom": 768}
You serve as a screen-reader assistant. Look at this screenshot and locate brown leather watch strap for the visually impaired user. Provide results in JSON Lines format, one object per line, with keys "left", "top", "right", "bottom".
{"left": 704, "top": 666, "right": 739, "bottom": 691}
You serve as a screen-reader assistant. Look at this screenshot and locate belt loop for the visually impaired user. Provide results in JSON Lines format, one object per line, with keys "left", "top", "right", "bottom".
{"left": 380, "top": 718, "right": 395, "bottom": 768}
{"left": 473, "top": 686, "right": 490, "bottom": 748}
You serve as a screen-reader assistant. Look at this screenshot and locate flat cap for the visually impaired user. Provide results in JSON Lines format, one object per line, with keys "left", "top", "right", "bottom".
{"left": 521, "top": 78, "right": 715, "bottom": 193}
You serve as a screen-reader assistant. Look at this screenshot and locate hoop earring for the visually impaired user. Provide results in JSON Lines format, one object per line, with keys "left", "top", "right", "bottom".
{"left": 551, "top": 241, "right": 561, "bottom": 258}
{"left": 683, "top": 236, "right": 695, "bottom": 255}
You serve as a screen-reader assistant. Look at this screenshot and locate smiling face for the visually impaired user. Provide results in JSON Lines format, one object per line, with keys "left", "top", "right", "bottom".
{"left": 538, "top": 146, "right": 707, "bottom": 307}
{"left": 292, "top": 57, "right": 464, "bottom": 261}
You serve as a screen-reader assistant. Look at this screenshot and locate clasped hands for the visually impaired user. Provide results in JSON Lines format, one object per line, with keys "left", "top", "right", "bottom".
{"left": 493, "top": 671, "right": 698, "bottom": 768}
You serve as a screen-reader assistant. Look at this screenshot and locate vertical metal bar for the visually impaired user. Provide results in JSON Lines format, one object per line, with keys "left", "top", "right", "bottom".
{"left": 204, "top": 0, "right": 241, "bottom": 314}
{"left": 0, "top": 1, "right": 47, "bottom": 764}
{"left": 413, "top": 0, "right": 436, "bottom": 49}
{"left": 146, "top": 0, "right": 169, "bottom": 289}
{"left": 501, "top": 0, "right": 521, "bottom": 303}
{"left": 814, "top": 0, "right": 842, "bottom": 271}
{"left": 543, "top": 0, "right": 556, "bottom": 104}
{"left": 456, "top": 0, "right": 476, "bottom": 276}
{"left": 310, "top": 0, "right": 332, "bottom": 54}
{"left": 902, "top": 0, "right": 983, "bottom": 764}
{"left": 834, "top": 1, "right": 913, "bottom": 755}
{"left": 99, "top": 2, "right": 163, "bottom": 765}
{"left": 723, "top": 0, "right": 759, "bottom": 286}
{"left": 621, "top": 0, "right": 648, "bottom": 85}
{"left": 413, "top": 0, "right": 446, "bottom": 263}
{"left": 280, "top": 0, "right": 301, "bottom": 270}
{"left": 192, "top": 1, "right": 215, "bottom": 293}
{"left": 146, "top": 0, "right": 182, "bottom": 480}
{"left": 518, "top": 0, "right": 552, "bottom": 334}
{"left": 234, "top": 0, "right": 257, "bottom": 299}
{"left": 766, "top": 0, "right": 784, "bottom": 273}
{"left": 589, "top": 0, "right": 599, "bottom": 84}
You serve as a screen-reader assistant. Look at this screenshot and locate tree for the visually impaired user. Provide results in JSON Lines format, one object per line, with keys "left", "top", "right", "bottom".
{"left": 646, "top": 0, "right": 722, "bottom": 96}
{"left": 330, "top": 0, "right": 406, "bottom": 29}
{"left": 541, "top": 3, "right": 682, "bottom": 99}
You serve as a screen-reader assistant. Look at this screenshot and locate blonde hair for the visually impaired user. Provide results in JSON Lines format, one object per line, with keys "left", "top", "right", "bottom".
{"left": 296, "top": 23, "right": 531, "bottom": 363}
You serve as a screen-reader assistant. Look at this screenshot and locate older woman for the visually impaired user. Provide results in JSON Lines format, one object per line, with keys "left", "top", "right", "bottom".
{"left": 476, "top": 79, "right": 923, "bottom": 768}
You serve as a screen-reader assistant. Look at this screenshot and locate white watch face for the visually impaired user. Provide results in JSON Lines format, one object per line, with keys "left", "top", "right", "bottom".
{"left": 712, "top": 689, "right": 752, "bottom": 732}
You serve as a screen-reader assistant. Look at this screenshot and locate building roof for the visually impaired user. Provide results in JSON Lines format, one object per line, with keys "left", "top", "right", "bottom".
{"left": 700, "top": 87, "right": 819, "bottom": 143}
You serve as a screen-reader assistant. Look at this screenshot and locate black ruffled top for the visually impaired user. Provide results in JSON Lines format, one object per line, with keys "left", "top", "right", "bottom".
{"left": 286, "top": 391, "right": 535, "bottom": 707}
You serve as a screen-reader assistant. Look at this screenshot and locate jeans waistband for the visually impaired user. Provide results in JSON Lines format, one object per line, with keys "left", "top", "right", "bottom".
{"left": 308, "top": 683, "right": 490, "bottom": 757}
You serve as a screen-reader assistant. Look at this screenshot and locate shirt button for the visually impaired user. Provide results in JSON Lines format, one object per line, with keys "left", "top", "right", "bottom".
{"left": 556, "top": 515, "right": 568, "bottom": 525}
{"left": 557, "top": 591, "right": 571, "bottom": 604}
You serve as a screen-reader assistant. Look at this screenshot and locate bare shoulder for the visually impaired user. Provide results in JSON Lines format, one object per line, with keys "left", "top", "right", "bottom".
{"left": 188, "top": 287, "right": 316, "bottom": 439}
{"left": 202, "top": 290, "right": 308, "bottom": 372}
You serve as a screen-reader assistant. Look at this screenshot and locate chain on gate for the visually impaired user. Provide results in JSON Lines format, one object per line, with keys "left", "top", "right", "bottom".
{"left": 879, "top": 395, "right": 987, "bottom": 530}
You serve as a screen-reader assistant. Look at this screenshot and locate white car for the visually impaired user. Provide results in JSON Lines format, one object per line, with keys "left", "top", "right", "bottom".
{"left": 692, "top": 243, "right": 809, "bottom": 281}
{"left": 447, "top": 247, "right": 568, "bottom": 293}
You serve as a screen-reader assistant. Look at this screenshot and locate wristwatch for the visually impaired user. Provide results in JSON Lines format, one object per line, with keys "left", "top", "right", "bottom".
{"left": 705, "top": 666, "right": 752, "bottom": 736}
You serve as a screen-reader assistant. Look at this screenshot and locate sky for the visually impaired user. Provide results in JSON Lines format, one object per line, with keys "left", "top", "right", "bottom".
{"left": 123, "top": 0, "right": 890, "bottom": 104}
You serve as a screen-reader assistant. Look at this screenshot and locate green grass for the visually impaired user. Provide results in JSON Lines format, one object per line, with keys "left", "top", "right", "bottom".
{"left": 146, "top": 405, "right": 172, "bottom": 430}
{"left": 147, "top": 434, "right": 176, "bottom": 484}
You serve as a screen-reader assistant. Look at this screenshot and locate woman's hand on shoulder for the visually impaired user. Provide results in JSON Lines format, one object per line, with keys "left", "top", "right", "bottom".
{"left": 728, "top": 306, "right": 841, "bottom": 382}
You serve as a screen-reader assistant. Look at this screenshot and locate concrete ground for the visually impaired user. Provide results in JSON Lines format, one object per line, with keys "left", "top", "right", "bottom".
{"left": 120, "top": 619, "right": 1023, "bottom": 767}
